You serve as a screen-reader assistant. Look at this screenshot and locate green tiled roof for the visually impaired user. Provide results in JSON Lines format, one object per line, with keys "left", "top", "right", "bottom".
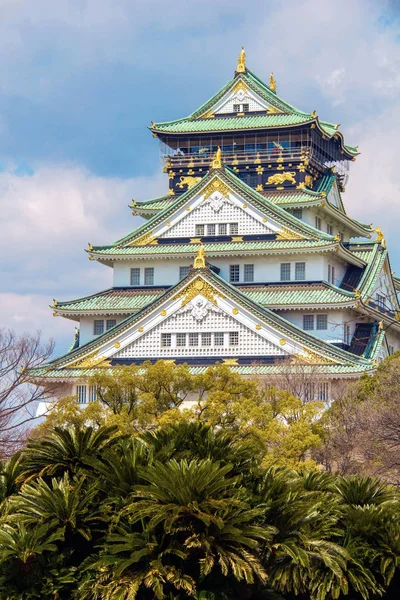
{"left": 54, "top": 282, "right": 355, "bottom": 316}
{"left": 152, "top": 113, "right": 312, "bottom": 133}
{"left": 91, "top": 239, "right": 333, "bottom": 257}
{"left": 243, "top": 283, "right": 354, "bottom": 307}
{"left": 56, "top": 288, "right": 164, "bottom": 313}
{"left": 134, "top": 195, "right": 172, "bottom": 212}
{"left": 31, "top": 362, "right": 377, "bottom": 380}
{"left": 150, "top": 68, "right": 358, "bottom": 157}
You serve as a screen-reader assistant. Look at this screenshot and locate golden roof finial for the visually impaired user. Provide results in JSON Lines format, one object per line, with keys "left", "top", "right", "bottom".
{"left": 373, "top": 226, "right": 384, "bottom": 243}
{"left": 269, "top": 73, "right": 277, "bottom": 93}
{"left": 311, "top": 110, "right": 317, "bottom": 118}
{"left": 211, "top": 146, "right": 222, "bottom": 169}
{"left": 236, "top": 46, "right": 246, "bottom": 73}
{"left": 193, "top": 244, "right": 206, "bottom": 269}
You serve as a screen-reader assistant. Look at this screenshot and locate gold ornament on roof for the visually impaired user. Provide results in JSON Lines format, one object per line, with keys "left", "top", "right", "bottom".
{"left": 269, "top": 73, "right": 277, "bottom": 92}
{"left": 311, "top": 110, "right": 317, "bottom": 118}
{"left": 193, "top": 244, "right": 206, "bottom": 269}
{"left": 177, "top": 176, "right": 201, "bottom": 189}
{"left": 236, "top": 46, "right": 246, "bottom": 73}
{"left": 267, "top": 171, "right": 296, "bottom": 186}
{"left": 373, "top": 226, "right": 384, "bottom": 243}
{"left": 203, "top": 176, "right": 231, "bottom": 200}
{"left": 211, "top": 147, "right": 222, "bottom": 169}
{"left": 173, "top": 276, "right": 221, "bottom": 307}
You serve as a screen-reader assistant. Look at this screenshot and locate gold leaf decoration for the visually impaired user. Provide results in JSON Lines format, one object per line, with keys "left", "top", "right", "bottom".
{"left": 202, "top": 177, "right": 231, "bottom": 200}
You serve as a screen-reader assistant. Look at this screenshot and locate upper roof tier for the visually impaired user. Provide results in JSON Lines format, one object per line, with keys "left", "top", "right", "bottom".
{"left": 149, "top": 49, "right": 358, "bottom": 159}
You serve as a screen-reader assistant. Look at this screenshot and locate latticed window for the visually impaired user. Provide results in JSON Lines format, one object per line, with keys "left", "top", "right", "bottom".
{"left": 316, "top": 314, "right": 328, "bottom": 330}
{"left": 280, "top": 263, "right": 291, "bottom": 281}
{"left": 176, "top": 333, "right": 186, "bottom": 347}
{"left": 244, "top": 264, "right": 254, "bottom": 282}
{"left": 303, "top": 315, "right": 314, "bottom": 330}
{"left": 89, "top": 385, "right": 98, "bottom": 402}
{"left": 328, "top": 264, "right": 336, "bottom": 285}
{"left": 76, "top": 385, "right": 87, "bottom": 404}
{"left": 214, "top": 332, "right": 224, "bottom": 346}
{"left": 218, "top": 223, "right": 227, "bottom": 235}
{"left": 161, "top": 333, "right": 171, "bottom": 347}
{"left": 202, "top": 333, "right": 212, "bottom": 346}
{"left": 344, "top": 324, "right": 351, "bottom": 345}
{"left": 179, "top": 266, "right": 190, "bottom": 279}
{"left": 195, "top": 224, "right": 205, "bottom": 236}
{"left": 229, "top": 332, "right": 239, "bottom": 346}
{"left": 292, "top": 208, "right": 303, "bottom": 219}
{"left": 376, "top": 294, "right": 385, "bottom": 309}
{"left": 144, "top": 268, "right": 154, "bottom": 286}
{"left": 106, "top": 319, "right": 116, "bottom": 331}
{"left": 229, "top": 223, "right": 239, "bottom": 235}
{"left": 327, "top": 224, "right": 333, "bottom": 235}
{"left": 189, "top": 333, "right": 199, "bottom": 346}
{"left": 207, "top": 224, "right": 216, "bottom": 236}
{"left": 93, "top": 320, "right": 104, "bottom": 335}
{"left": 317, "top": 382, "right": 329, "bottom": 401}
{"left": 295, "top": 262, "right": 306, "bottom": 281}
{"left": 233, "top": 104, "right": 240, "bottom": 112}
{"left": 130, "top": 268, "right": 140, "bottom": 286}
{"left": 315, "top": 216, "right": 322, "bottom": 230}
{"left": 230, "top": 265, "right": 240, "bottom": 282}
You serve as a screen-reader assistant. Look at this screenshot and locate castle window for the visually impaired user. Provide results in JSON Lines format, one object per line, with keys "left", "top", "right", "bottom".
{"left": 179, "top": 266, "right": 190, "bottom": 279}
{"left": 280, "top": 263, "right": 291, "bottom": 281}
{"left": 218, "top": 223, "right": 227, "bottom": 235}
{"left": 161, "top": 333, "right": 172, "bottom": 347}
{"left": 316, "top": 314, "right": 328, "bottom": 330}
{"left": 130, "top": 268, "right": 140, "bottom": 286}
{"left": 376, "top": 294, "right": 385, "bottom": 310}
{"left": 295, "top": 262, "right": 306, "bottom": 281}
{"left": 106, "top": 319, "right": 116, "bottom": 330}
{"left": 214, "top": 332, "right": 224, "bottom": 346}
{"left": 344, "top": 324, "right": 351, "bottom": 345}
{"left": 233, "top": 104, "right": 240, "bottom": 112}
{"left": 327, "top": 224, "right": 333, "bottom": 235}
{"left": 292, "top": 208, "right": 303, "bottom": 220}
{"left": 315, "top": 216, "right": 322, "bottom": 230}
{"left": 328, "top": 264, "right": 336, "bottom": 285}
{"left": 207, "top": 224, "right": 216, "bottom": 236}
{"left": 93, "top": 320, "right": 104, "bottom": 335}
{"left": 242, "top": 103, "right": 249, "bottom": 112}
{"left": 244, "top": 264, "right": 254, "bottom": 282}
{"left": 303, "top": 315, "right": 314, "bottom": 330}
{"left": 202, "top": 332, "right": 212, "bottom": 346}
{"left": 230, "top": 265, "right": 240, "bottom": 282}
{"left": 229, "top": 223, "right": 239, "bottom": 235}
{"left": 176, "top": 333, "right": 186, "bottom": 347}
{"left": 144, "top": 268, "right": 154, "bottom": 286}
{"left": 229, "top": 332, "right": 239, "bottom": 346}
{"left": 89, "top": 385, "right": 98, "bottom": 402}
{"left": 317, "top": 382, "right": 329, "bottom": 401}
{"left": 76, "top": 385, "right": 87, "bottom": 404}
{"left": 195, "top": 224, "right": 205, "bottom": 236}
{"left": 189, "top": 333, "right": 199, "bottom": 347}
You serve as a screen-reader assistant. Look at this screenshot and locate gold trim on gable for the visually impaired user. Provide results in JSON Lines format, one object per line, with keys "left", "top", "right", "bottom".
{"left": 202, "top": 177, "right": 232, "bottom": 200}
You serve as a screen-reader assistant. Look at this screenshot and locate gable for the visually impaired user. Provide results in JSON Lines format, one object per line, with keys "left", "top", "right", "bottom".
{"left": 213, "top": 81, "right": 269, "bottom": 115}
{"left": 148, "top": 176, "right": 288, "bottom": 242}
{"left": 114, "top": 296, "right": 286, "bottom": 359}
{"left": 327, "top": 180, "right": 345, "bottom": 212}
{"left": 371, "top": 263, "right": 398, "bottom": 312}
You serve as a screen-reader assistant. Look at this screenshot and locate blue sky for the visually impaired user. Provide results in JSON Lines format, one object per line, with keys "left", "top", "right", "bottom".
{"left": 0, "top": 0, "right": 399, "bottom": 353}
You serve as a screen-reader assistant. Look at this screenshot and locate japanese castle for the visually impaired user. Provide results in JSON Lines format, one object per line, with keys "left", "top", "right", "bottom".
{"left": 36, "top": 48, "right": 400, "bottom": 406}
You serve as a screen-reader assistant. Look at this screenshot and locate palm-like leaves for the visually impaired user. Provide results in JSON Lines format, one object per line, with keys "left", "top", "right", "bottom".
{"left": 19, "top": 424, "right": 119, "bottom": 481}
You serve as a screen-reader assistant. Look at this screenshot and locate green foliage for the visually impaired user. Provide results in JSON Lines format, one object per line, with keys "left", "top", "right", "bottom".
{"left": 0, "top": 421, "right": 398, "bottom": 599}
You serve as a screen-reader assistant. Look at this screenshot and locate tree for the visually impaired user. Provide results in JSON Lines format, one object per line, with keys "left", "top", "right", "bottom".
{"left": 0, "top": 329, "right": 54, "bottom": 458}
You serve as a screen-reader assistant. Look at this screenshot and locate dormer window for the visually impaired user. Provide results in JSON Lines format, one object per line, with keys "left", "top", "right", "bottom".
{"left": 233, "top": 103, "right": 249, "bottom": 113}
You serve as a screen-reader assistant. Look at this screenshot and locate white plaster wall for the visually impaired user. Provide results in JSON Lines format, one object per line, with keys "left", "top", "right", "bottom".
{"left": 79, "top": 316, "right": 125, "bottom": 345}
{"left": 322, "top": 255, "right": 346, "bottom": 286}
{"left": 277, "top": 309, "right": 359, "bottom": 344}
{"left": 113, "top": 254, "right": 327, "bottom": 288}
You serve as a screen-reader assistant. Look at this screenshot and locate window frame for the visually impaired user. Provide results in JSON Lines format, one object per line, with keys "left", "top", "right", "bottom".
{"left": 179, "top": 266, "right": 190, "bottom": 280}
{"left": 303, "top": 315, "right": 315, "bottom": 330}
{"left": 280, "top": 262, "right": 291, "bottom": 282}
{"left": 106, "top": 319, "right": 117, "bottom": 331}
{"left": 93, "top": 320, "right": 104, "bottom": 335}
{"left": 161, "top": 333, "right": 172, "bottom": 347}
{"left": 229, "top": 331, "right": 239, "bottom": 346}
{"left": 316, "top": 314, "right": 328, "bottom": 330}
{"left": 195, "top": 224, "right": 205, "bottom": 236}
{"left": 243, "top": 264, "right": 254, "bottom": 283}
{"left": 295, "top": 262, "right": 306, "bottom": 281}
{"left": 144, "top": 267, "right": 154, "bottom": 286}
{"left": 130, "top": 268, "right": 140, "bottom": 286}
{"left": 229, "top": 264, "right": 240, "bottom": 283}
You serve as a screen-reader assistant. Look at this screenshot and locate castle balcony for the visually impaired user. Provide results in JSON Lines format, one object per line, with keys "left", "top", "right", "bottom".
{"left": 162, "top": 144, "right": 350, "bottom": 180}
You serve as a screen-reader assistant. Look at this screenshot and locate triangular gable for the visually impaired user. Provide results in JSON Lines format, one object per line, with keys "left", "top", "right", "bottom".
{"left": 370, "top": 257, "right": 400, "bottom": 313}
{"left": 210, "top": 78, "right": 275, "bottom": 116}
{"left": 107, "top": 168, "right": 334, "bottom": 250}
